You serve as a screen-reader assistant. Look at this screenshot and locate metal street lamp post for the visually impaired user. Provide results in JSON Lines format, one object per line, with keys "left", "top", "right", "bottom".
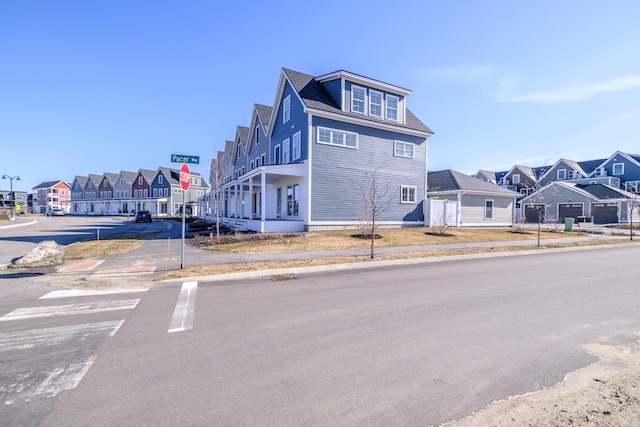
{"left": 2, "top": 175, "right": 21, "bottom": 219}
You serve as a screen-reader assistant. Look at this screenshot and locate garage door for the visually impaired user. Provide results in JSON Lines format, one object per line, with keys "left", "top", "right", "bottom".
{"left": 524, "top": 204, "right": 545, "bottom": 222}
{"left": 558, "top": 203, "right": 583, "bottom": 221}
{"left": 591, "top": 202, "right": 618, "bottom": 224}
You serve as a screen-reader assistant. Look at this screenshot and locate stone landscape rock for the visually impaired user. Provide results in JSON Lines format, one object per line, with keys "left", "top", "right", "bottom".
{"left": 9, "top": 240, "right": 65, "bottom": 268}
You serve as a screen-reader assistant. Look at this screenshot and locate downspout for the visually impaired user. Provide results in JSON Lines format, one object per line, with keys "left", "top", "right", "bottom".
{"left": 306, "top": 113, "right": 313, "bottom": 229}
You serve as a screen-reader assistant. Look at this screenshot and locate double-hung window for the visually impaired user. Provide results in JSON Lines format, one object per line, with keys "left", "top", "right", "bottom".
{"left": 318, "top": 127, "right": 357, "bottom": 148}
{"left": 292, "top": 131, "right": 301, "bottom": 160}
{"left": 283, "top": 95, "right": 290, "bottom": 123}
{"left": 485, "top": 200, "right": 494, "bottom": 219}
{"left": 512, "top": 174, "right": 520, "bottom": 184}
{"left": 394, "top": 141, "right": 414, "bottom": 158}
{"left": 352, "top": 86, "right": 366, "bottom": 114}
{"left": 386, "top": 95, "right": 399, "bottom": 120}
{"left": 557, "top": 169, "right": 566, "bottom": 180}
{"left": 401, "top": 185, "right": 416, "bottom": 203}
{"left": 369, "top": 90, "right": 383, "bottom": 117}
{"left": 283, "top": 138, "right": 290, "bottom": 163}
{"left": 613, "top": 163, "right": 624, "bottom": 175}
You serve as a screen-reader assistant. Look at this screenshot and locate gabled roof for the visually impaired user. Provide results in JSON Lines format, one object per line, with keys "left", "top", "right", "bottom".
{"left": 255, "top": 104, "right": 272, "bottom": 130}
{"left": 86, "top": 174, "right": 103, "bottom": 188}
{"left": 32, "top": 180, "right": 69, "bottom": 190}
{"left": 156, "top": 167, "right": 180, "bottom": 185}
{"left": 102, "top": 172, "right": 119, "bottom": 185}
{"left": 474, "top": 170, "right": 497, "bottom": 182}
{"left": 506, "top": 165, "right": 537, "bottom": 181}
{"left": 137, "top": 169, "right": 157, "bottom": 182}
{"left": 268, "top": 68, "right": 433, "bottom": 137}
{"left": 538, "top": 158, "right": 587, "bottom": 182}
{"left": 72, "top": 176, "right": 88, "bottom": 187}
{"left": 590, "top": 151, "right": 640, "bottom": 176}
{"left": 118, "top": 170, "right": 137, "bottom": 185}
{"left": 428, "top": 170, "right": 519, "bottom": 196}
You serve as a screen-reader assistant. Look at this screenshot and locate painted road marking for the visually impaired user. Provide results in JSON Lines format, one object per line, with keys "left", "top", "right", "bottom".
{"left": 57, "top": 260, "right": 104, "bottom": 272}
{"left": 23, "top": 356, "right": 97, "bottom": 402}
{"left": 40, "top": 288, "right": 148, "bottom": 299}
{"left": 0, "top": 299, "right": 140, "bottom": 322}
{"left": 94, "top": 266, "right": 156, "bottom": 275}
{"left": 0, "top": 320, "right": 124, "bottom": 352}
{"left": 168, "top": 281, "right": 198, "bottom": 333}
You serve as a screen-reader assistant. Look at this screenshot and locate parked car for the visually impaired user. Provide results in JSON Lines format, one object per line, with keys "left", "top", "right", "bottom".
{"left": 46, "top": 208, "right": 64, "bottom": 217}
{"left": 135, "top": 210, "right": 152, "bottom": 223}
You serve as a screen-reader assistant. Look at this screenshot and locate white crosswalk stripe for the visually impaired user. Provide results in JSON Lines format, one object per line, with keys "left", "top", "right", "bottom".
{"left": 0, "top": 320, "right": 124, "bottom": 352}
{"left": 1, "top": 289, "right": 147, "bottom": 408}
{"left": 39, "top": 288, "right": 148, "bottom": 299}
{"left": 0, "top": 299, "right": 140, "bottom": 321}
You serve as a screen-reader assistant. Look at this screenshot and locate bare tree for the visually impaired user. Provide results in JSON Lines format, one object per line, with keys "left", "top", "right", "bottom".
{"left": 209, "top": 152, "right": 225, "bottom": 246}
{"left": 355, "top": 161, "right": 393, "bottom": 259}
{"left": 628, "top": 198, "right": 640, "bottom": 241}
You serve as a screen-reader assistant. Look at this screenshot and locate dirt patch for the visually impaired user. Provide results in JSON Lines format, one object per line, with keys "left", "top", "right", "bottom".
{"left": 445, "top": 333, "right": 640, "bottom": 426}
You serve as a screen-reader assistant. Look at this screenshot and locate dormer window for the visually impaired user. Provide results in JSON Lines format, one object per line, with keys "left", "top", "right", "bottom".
{"left": 283, "top": 95, "right": 290, "bottom": 123}
{"left": 352, "top": 86, "right": 366, "bottom": 114}
{"left": 369, "top": 90, "right": 383, "bottom": 117}
{"left": 557, "top": 169, "right": 566, "bottom": 180}
{"left": 255, "top": 125, "right": 260, "bottom": 144}
{"left": 512, "top": 174, "right": 520, "bottom": 184}
{"left": 386, "top": 95, "right": 399, "bottom": 120}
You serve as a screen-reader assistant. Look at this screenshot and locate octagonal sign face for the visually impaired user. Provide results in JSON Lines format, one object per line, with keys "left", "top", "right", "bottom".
{"left": 180, "top": 163, "right": 191, "bottom": 191}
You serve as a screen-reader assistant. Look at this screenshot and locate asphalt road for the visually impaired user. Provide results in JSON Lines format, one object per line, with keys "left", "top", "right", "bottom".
{"left": 2, "top": 243, "right": 638, "bottom": 426}
{"left": 0, "top": 216, "right": 175, "bottom": 267}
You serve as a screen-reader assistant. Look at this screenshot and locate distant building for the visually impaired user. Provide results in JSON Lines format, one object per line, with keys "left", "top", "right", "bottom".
{"left": 32, "top": 180, "right": 71, "bottom": 214}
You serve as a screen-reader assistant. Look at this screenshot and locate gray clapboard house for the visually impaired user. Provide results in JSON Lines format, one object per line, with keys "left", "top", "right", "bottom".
{"left": 213, "top": 68, "right": 434, "bottom": 232}
{"left": 426, "top": 170, "right": 519, "bottom": 227}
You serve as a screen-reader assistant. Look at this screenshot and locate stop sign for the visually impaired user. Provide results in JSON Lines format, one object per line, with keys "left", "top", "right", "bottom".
{"left": 180, "top": 163, "right": 191, "bottom": 191}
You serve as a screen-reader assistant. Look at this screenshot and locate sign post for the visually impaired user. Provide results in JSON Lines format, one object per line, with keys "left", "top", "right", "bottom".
{"left": 179, "top": 163, "right": 191, "bottom": 269}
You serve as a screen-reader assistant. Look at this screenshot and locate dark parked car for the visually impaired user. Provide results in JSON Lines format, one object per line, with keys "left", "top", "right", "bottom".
{"left": 135, "top": 210, "right": 152, "bottom": 223}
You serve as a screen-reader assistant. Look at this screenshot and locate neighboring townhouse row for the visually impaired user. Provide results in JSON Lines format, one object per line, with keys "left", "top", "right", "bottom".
{"left": 208, "top": 68, "right": 434, "bottom": 232}
{"left": 69, "top": 167, "right": 209, "bottom": 216}
{"left": 474, "top": 150, "right": 640, "bottom": 224}
{"left": 32, "top": 180, "right": 71, "bottom": 213}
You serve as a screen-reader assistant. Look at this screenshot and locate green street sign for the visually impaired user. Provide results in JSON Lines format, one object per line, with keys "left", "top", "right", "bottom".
{"left": 171, "top": 154, "right": 200, "bottom": 164}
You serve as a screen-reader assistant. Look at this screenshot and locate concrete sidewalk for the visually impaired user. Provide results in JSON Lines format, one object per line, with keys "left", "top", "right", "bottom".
{"left": 88, "top": 232, "right": 634, "bottom": 282}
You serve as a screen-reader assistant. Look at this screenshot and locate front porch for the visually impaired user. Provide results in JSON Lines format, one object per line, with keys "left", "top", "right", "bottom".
{"left": 217, "top": 163, "right": 307, "bottom": 232}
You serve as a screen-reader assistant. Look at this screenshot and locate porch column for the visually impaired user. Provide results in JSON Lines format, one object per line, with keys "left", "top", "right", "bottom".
{"left": 261, "top": 171, "right": 266, "bottom": 221}
{"left": 249, "top": 177, "right": 254, "bottom": 219}
{"left": 235, "top": 182, "right": 240, "bottom": 218}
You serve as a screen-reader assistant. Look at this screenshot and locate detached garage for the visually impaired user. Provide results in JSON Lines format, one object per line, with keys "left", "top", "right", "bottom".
{"left": 427, "top": 170, "right": 519, "bottom": 227}
{"left": 519, "top": 182, "right": 640, "bottom": 225}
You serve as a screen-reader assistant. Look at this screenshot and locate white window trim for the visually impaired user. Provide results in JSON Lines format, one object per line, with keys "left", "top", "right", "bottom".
{"left": 283, "top": 138, "right": 290, "bottom": 163}
{"left": 317, "top": 127, "right": 358, "bottom": 149}
{"left": 612, "top": 163, "right": 624, "bottom": 175}
{"left": 512, "top": 174, "right": 520, "bottom": 184}
{"left": 283, "top": 95, "right": 291, "bottom": 123}
{"left": 369, "top": 89, "right": 383, "bottom": 118}
{"left": 386, "top": 94, "right": 399, "bottom": 121}
{"left": 400, "top": 185, "right": 417, "bottom": 204}
{"left": 485, "top": 199, "right": 494, "bottom": 220}
{"left": 351, "top": 85, "right": 366, "bottom": 114}
{"left": 557, "top": 169, "right": 567, "bottom": 180}
{"left": 394, "top": 141, "right": 415, "bottom": 158}
{"left": 293, "top": 131, "right": 301, "bottom": 160}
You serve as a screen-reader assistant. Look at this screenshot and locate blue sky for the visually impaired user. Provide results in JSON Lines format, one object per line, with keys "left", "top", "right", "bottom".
{"left": 2, "top": 1, "right": 639, "bottom": 193}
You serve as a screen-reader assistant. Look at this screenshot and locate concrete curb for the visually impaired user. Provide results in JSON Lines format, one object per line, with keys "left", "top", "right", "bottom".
{"left": 160, "top": 241, "right": 638, "bottom": 283}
